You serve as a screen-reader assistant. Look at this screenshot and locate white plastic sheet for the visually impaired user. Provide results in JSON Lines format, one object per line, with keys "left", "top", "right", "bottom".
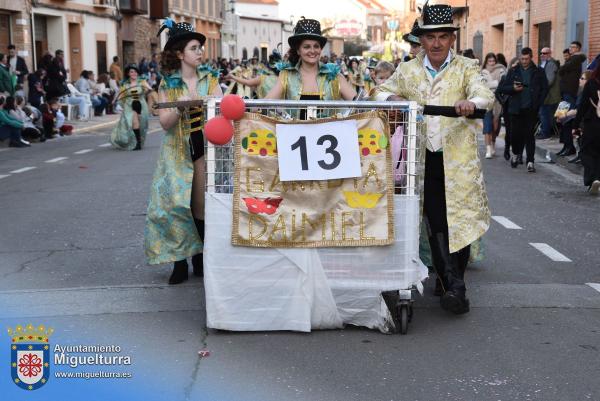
{"left": 204, "top": 193, "right": 427, "bottom": 332}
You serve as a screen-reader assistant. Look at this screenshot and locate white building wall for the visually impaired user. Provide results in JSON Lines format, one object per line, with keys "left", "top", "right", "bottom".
{"left": 32, "top": 7, "right": 66, "bottom": 56}
{"left": 221, "top": 0, "right": 238, "bottom": 59}
{"left": 32, "top": 4, "right": 117, "bottom": 79}
{"left": 81, "top": 15, "right": 118, "bottom": 74}
{"left": 236, "top": 3, "right": 279, "bottom": 18}
{"left": 237, "top": 17, "right": 284, "bottom": 60}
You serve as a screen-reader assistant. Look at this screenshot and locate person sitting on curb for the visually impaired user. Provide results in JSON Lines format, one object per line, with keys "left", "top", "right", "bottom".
{"left": 41, "top": 98, "right": 73, "bottom": 139}
{"left": 6, "top": 96, "right": 43, "bottom": 142}
{"left": 0, "top": 95, "right": 30, "bottom": 147}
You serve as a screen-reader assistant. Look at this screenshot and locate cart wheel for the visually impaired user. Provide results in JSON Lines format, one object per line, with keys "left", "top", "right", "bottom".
{"left": 390, "top": 307, "right": 400, "bottom": 334}
{"left": 408, "top": 304, "right": 413, "bottom": 323}
{"left": 399, "top": 304, "right": 409, "bottom": 335}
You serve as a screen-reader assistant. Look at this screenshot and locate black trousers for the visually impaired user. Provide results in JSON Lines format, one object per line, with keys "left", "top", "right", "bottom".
{"left": 581, "top": 119, "right": 600, "bottom": 186}
{"left": 510, "top": 110, "right": 538, "bottom": 163}
{"left": 503, "top": 108, "right": 512, "bottom": 151}
{"left": 424, "top": 150, "right": 471, "bottom": 286}
{"left": 424, "top": 150, "right": 449, "bottom": 235}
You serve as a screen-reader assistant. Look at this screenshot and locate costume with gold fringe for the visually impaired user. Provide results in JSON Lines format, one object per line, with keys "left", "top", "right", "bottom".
{"left": 110, "top": 80, "right": 150, "bottom": 150}
{"left": 144, "top": 68, "right": 219, "bottom": 265}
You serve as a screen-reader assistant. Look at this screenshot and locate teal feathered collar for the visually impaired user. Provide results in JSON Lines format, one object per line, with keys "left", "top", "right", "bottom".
{"left": 163, "top": 65, "right": 218, "bottom": 89}
{"left": 199, "top": 64, "right": 221, "bottom": 78}
{"left": 286, "top": 62, "right": 341, "bottom": 81}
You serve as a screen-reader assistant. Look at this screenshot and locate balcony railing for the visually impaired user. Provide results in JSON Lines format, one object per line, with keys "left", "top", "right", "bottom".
{"left": 93, "top": 0, "right": 116, "bottom": 7}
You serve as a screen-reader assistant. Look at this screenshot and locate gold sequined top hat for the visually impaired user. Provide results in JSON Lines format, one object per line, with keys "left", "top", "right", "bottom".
{"left": 158, "top": 17, "right": 206, "bottom": 51}
{"left": 288, "top": 17, "right": 327, "bottom": 49}
{"left": 413, "top": 2, "right": 459, "bottom": 36}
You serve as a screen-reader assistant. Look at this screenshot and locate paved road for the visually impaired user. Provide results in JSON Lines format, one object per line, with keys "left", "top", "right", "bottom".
{"left": 1, "top": 122, "right": 599, "bottom": 401}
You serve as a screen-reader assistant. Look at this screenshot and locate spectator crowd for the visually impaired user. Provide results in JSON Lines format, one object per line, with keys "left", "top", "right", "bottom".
{"left": 1, "top": 41, "right": 599, "bottom": 194}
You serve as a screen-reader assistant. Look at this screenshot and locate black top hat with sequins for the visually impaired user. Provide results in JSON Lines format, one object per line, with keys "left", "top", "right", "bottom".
{"left": 288, "top": 17, "right": 327, "bottom": 49}
{"left": 413, "top": 3, "right": 459, "bottom": 36}
{"left": 123, "top": 63, "right": 141, "bottom": 75}
{"left": 402, "top": 20, "right": 421, "bottom": 45}
{"left": 157, "top": 18, "right": 206, "bottom": 51}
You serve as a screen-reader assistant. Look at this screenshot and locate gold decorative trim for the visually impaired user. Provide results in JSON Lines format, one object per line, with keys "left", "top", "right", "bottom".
{"left": 280, "top": 70, "right": 289, "bottom": 99}
{"left": 231, "top": 110, "right": 394, "bottom": 248}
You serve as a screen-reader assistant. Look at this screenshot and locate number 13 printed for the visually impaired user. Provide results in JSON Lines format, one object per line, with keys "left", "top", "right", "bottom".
{"left": 291, "top": 135, "right": 341, "bottom": 171}
{"left": 276, "top": 120, "right": 362, "bottom": 181}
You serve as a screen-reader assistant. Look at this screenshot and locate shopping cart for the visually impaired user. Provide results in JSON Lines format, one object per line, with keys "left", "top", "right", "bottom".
{"left": 200, "top": 99, "right": 425, "bottom": 334}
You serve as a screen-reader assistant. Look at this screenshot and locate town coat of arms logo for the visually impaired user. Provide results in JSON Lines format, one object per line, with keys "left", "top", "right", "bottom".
{"left": 8, "top": 324, "right": 53, "bottom": 390}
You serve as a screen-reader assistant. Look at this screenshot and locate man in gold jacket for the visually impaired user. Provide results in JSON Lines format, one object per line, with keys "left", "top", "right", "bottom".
{"left": 372, "top": 3, "right": 494, "bottom": 314}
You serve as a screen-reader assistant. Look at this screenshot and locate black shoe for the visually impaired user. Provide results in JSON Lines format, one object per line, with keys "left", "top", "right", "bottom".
{"left": 428, "top": 232, "right": 470, "bottom": 314}
{"left": 568, "top": 155, "right": 581, "bottom": 164}
{"left": 433, "top": 276, "right": 444, "bottom": 296}
{"left": 503, "top": 148, "right": 510, "bottom": 161}
{"left": 168, "top": 260, "right": 189, "bottom": 284}
{"left": 556, "top": 146, "right": 567, "bottom": 156}
{"left": 9, "top": 140, "right": 28, "bottom": 148}
{"left": 527, "top": 162, "right": 536, "bottom": 173}
{"left": 510, "top": 155, "right": 518, "bottom": 168}
{"left": 562, "top": 148, "right": 576, "bottom": 156}
{"left": 517, "top": 155, "right": 523, "bottom": 164}
{"left": 192, "top": 253, "right": 203, "bottom": 277}
{"left": 441, "top": 291, "right": 470, "bottom": 314}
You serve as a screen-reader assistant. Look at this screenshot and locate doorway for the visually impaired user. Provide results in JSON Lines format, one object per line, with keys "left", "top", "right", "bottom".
{"left": 33, "top": 15, "right": 48, "bottom": 70}
{"left": 537, "top": 22, "right": 551, "bottom": 63}
{"left": 69, "top": 23, "right": 83, "bottom": 80}
{"left": 97, "top": 40, "right": 107, "bottom": 75}
{"left": 260, "top": 46, "right": 268, "bottom": 63}
{"left": 0, "top": 14, "right": 10, "bottom": 50}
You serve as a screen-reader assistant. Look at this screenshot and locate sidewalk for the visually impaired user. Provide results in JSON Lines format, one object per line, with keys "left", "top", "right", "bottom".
{"left": 534, "top": 135, "right": 584, "bottom": 176}
{"left": 0, "top": 113, "right": 119, "bottom": 148}
{"left": 68, "top": 112, "right": 120, "bottom": 135}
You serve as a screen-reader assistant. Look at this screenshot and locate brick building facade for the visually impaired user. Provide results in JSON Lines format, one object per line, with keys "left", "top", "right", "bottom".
{"left": 0, "top": 0, "right": 33, "bottom": 73}
{"left": 589, "top": 0, "right": 600, "bottom": 61}
{"left": 403, "top": 0, "right": 597, "bottom": 65}
{"left": 119, "top": 11, "right": 163, "bottom": 68}
{"left": 169, "top": 0, "right": 224, "bottom": 61}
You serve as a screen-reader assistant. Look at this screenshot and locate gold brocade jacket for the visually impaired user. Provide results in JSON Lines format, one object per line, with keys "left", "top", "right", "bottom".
{"left": 372, "top": 51, "right": 495, "bottom": 252}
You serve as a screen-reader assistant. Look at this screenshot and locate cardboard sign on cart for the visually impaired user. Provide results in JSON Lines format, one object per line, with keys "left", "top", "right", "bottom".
{"left": 232, "top": 111, "right": 394, "bottom": 248}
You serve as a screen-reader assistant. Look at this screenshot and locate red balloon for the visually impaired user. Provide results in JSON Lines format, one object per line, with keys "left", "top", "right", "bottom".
{"left": 204, "top": 116, "right": 234, "bottom": 145}
{"left": 220, "top": 95, "right": 246, "bottom": 120}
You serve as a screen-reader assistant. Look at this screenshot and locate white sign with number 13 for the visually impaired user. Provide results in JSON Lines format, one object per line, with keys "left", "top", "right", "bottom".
{"left": 276, "top": 120, "right": 362, "bottom": 182}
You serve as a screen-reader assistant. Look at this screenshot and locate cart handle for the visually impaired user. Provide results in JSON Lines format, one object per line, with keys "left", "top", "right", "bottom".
{"left": 422, "top": 105, "right": 487, "bottom": 119}
{"left": 154, "top": 99, "right": 487, "bottom": 119}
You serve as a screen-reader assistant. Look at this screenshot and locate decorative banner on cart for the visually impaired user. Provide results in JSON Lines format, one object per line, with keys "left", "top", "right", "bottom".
{"left": 232, "top": 111, "right": 394, "bottom": 248}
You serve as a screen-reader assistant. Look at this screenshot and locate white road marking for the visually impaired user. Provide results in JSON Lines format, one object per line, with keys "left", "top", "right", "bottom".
{"left": 9, "top": 166, "right": 36, "bottom": 174}
{"left": 492, "top": 216, "right": 522, "bottom": 229}
{"left": 98, "top": 143, "right": 112, "bottom": 147}
{"left": 586, "top": 283, "right": 600, "bottom": 294}
{"left": 148, "top": 128, "right": 162, "bottom": 134}
{"left": 0, "top": 174, "right": 10, "bottom": 179}
{"left": 74, "top": 149, "right": 94, "bottom": 154}
{"left": 529, "top": 243, "right": 572, "bottom": 262}
{"left": 45, "top": 157, "right": 68, "bottom": 163}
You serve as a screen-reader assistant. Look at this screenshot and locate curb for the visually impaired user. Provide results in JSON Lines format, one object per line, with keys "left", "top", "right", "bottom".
{"left": 534, "top": 141, "right": 583, "bottom": 176}
{"left": 73, "top": 119, "right": 118, "bottom": 134}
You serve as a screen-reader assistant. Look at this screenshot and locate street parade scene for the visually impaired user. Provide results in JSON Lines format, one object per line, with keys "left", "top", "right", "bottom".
{"left": 1, "top": 0, "right": 600, "bottom": 400}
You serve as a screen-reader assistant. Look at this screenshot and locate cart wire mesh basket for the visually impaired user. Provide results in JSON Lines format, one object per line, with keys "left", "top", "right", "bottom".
{"left": 204, "top": 98, "right": 427, "bottom": 333}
